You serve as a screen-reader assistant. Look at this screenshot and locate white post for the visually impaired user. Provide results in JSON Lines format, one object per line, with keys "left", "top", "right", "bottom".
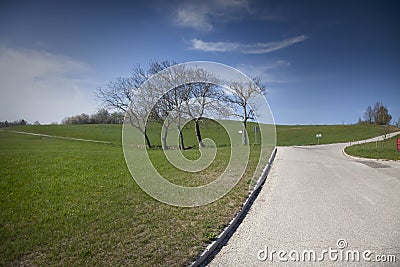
{"left": 316, "top": 133, "right": 322, "bottom": 145}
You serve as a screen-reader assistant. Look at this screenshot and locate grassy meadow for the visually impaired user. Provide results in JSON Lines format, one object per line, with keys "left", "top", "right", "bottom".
{"left": 0, "top": 122, "right": 396, "bottom": 266}
{"left": 345, "top": 134, "right": 400, "bottom": 160}
{"left": 276, "top": 124, "right": 397, "bottom": 146}
{"left": 8, "top": 122, "right": 394, "bottom": 147}
{"left": 0, "top": 121, "right": 264, "bottom": 266}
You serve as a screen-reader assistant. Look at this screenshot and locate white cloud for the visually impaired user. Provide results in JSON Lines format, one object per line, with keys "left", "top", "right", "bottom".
{"left": 190, "top": 35, "right": 308, "bottom": 54}
{"left": 171, "top": 0, "right": 291, "bottom": 31}
{"left": 236, "top": 61, "right": 291, "bottom": 87}
{"left": 0, "top": 46, "right": 98, "bottom": 124}
{"left": 190, "top": 38, "right": 239, "bottom": 52}
{"left": 174, "top": 0, "right": 250, "bottom": 31}
{"left": 176, "top": 6, "right": 213, "bottom": 31}
{"left": 238, "top": 60, "right": 291, "bottom": 74}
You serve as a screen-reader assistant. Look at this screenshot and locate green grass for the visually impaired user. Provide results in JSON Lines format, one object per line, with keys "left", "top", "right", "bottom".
{"left": 8, "top": 123, "right": 393, "bottom": 147}
{"left": 1, "top": 122, "right": 396, "bottom": 265}
{"left": 8, "top": 124, "right": 122, "bottom": 144}
{"left": 276, "top": 124, "right": 397, "bottom": 146}
{"left": 0, "top": 124, "right": 266, "bottom": 266}
{"left": 345, "top": 135, "right": 400, "bottom": 160}
{"left": 7, "top": 121, "right": 237, "bottom": 147}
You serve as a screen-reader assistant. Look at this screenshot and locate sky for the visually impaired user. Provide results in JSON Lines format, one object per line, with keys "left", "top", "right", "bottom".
{"left": 0, "top": 0, "right": 399, "bottom": 125}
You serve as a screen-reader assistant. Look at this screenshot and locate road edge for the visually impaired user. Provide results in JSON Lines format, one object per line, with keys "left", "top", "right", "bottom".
{"left": 188, "top": 147, "right": 278, "bottom": 267}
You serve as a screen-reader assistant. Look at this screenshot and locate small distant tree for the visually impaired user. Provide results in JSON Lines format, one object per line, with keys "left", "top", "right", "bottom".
{"left": 33, "top": 121, "right": 41, "bottom": 125}
{"left": 396, "top": 117, "right": 400, "bottom": 128}
{"left": 373, "top": 102, "right": 392, "bottom": 125}
{"left": 110, "top": 112, "right": 124, "bottom": 124}
{"left": 90, "top": 109, "right": 111, "bottom": 124}
{"left": 7, "top": 119, "right": 28, "bottom": 126}
{"left": 62, "top": 113, "right": 89, "bottom": 124}
{"left": 363, "top": 105, "right": 374, "bottom": 124}
{"left": 0, "top": 121, "right": 9, "bottom": 127}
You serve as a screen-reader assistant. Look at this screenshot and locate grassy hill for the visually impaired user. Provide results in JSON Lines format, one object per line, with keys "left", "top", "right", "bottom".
{"left": 276, "top": 124, "right": 395, "bottom": 146}
{"left": 6, "top": 122, "right": 394, "bottom": 146}
{"left": 345, "top": 134, "right": 400, "bottom": 160}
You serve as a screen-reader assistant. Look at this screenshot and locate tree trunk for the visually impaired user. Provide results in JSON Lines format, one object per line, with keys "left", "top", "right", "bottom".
{"left": 144, "top": 128, "right": 152, "bottom": 148}
{"left": 179, "top": 129, "right": 185, "bottom": 150}
{"left": 161, "top": 125, "right": 169, "bottom": 150}
{"left": 242, "top": 120, "right": 248, "bottom": 145}
{"left": 242, "top": 105, "right": 248, "bottom": 145}
{"left": 177, "top": 116, "right": 185, "bottom": 150}
{"left": 195, "top": 119, "right": 205, "bottom": 148}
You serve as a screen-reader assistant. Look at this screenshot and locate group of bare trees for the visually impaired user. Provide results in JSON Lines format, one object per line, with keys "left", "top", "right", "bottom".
{"left": 96, "top": 60, "right": 266, "bottom": 149}
{"left": 362, "top": 102, "right": 392, "bottom": 125}
{"left": 62, "top": 109, "right": 124, "bottom": 125}
{"left": 0, "top": 119, "right": 28, "bottom": 127}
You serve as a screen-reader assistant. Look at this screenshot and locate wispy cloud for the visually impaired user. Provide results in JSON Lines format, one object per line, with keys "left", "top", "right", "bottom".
{"left": 174, "top": 0, "right": 250, "bottom": 31}
{"left": 0, "top": 46, "right": 98, "bottom": 123}
{"left": 190, "top": 35, "right": 308, "bottom": 54}
{"left": 190, "top": 38, "right": 240, "bottom": 52}
{"left": 236, "top": 61, "right": 292, "bottom": 87}
{"left": 176, "top": 6, "right": 213, "bottom": 31}
{"left": 171, "top": 0, "right": 289, "bottom": 31}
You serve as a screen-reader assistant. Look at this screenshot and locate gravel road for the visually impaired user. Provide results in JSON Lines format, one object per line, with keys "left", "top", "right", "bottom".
{"left": 208, "top": 135, "right": 400, "bottom": 266}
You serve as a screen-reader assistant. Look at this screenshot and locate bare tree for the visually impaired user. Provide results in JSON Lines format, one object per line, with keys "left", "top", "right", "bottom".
{"left": 96, "top": 67, "right": 153, "bottom": 147}
{"left": 363, "top": 105, "right": 374, "bottom": 124}
{"left": 183, "top": 82, "right": 214, "bottom": 148}
{"left": 126, "top": 85, "right": 160, "bottom": 148}
{"left": 169, "top": 85, "right": 190, "bottom": 150}
{"left": 96, "top": 60, "right": 183, "bottom": 149}
{"left": 181, "top": 67, "right": 226, "bottom": 148}
{"left": 153, "top": 65, "right": 229, "bottom": 149}
{"left": 95, "top": 77, "right": 134, "bottom": 113}
{"left": 224, "top": 76, "right": 266, "bottom": 145}
{"left": 146, "top": 63, "right": 190, "bottom": 150}
{"left": 153, "top": 94, "right": 174, "bottom": 149}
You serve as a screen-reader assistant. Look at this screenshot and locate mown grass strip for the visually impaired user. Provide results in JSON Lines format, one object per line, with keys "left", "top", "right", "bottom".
{"left": 1, "top": 130, "right": 112, "bottom": 144}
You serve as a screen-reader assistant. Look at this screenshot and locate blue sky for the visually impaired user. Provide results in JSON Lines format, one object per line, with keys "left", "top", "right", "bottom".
{"left": 0, "top": 0, "right": 399, "bottom": 125}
